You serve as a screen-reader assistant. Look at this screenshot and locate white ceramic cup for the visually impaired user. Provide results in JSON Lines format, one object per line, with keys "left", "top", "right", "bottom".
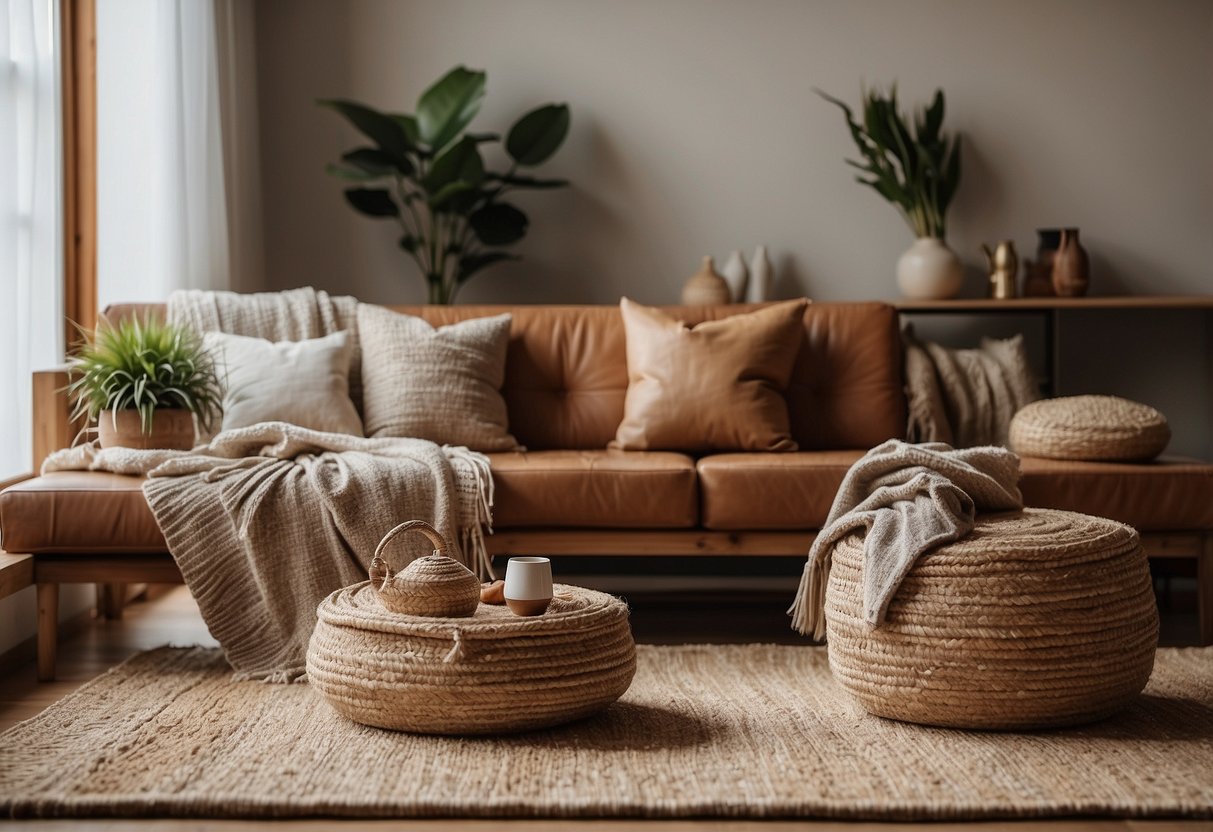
{"left": 504, "top": 556, "right": 553, "bottom": 616}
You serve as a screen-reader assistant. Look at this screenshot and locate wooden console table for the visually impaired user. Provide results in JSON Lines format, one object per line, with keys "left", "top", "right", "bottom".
{"left": 891, "top": 294, "right": 1213, "bottom": 396}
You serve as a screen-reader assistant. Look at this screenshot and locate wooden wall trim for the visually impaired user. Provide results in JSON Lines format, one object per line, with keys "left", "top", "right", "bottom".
{"left": 61, "top": 0, "right": 97, "bottom": 348}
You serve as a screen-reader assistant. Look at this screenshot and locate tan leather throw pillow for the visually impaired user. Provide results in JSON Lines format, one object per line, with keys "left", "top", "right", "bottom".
{"left": 358, "top": 304, "right": 521, "bottom": 451}
{"left": 612, "top": 298, "right": 808, "bottom": 452}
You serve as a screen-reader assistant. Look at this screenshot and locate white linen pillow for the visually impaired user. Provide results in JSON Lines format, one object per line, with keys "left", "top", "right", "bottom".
{"left": 205, "top": 330, "right": 363, "bottom": 435}
{"left": 357, "top": 304, "right": 520, "bottom": 451}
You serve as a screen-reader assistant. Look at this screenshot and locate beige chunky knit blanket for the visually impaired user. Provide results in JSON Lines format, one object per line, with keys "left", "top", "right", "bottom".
{"left": 167, "top": 286, "right": 363, "bottom": 414}
{"left": 44, "top": 287, "right": 495, "bottom": 682}
{"left": 44, "top": 423, "right": 494, "bottom": 682}
{"left": 788, "top": 440, "right": 1023, "bottom": 640}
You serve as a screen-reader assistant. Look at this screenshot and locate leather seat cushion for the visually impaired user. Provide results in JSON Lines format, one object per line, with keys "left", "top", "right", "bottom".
{"left": 0, "top": 472, "right": 167, "bottom": 553}
{"left": 489, "top": 450, "right": 697, "bottom": 528}
{"left": 698, "top": 451, "right": 864, "bottom": 530}
{"left": 1019, "top": 455, "right": 1213, "bottom": 530}
{"left": 1, "top": 452, "right": 700, "bottom": 553}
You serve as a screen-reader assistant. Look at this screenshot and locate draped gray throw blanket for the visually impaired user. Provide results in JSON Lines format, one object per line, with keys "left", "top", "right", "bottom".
{"left": 789, "top": 440, "right": 1023, "bottom": 640}
{"left": 45, "top": 288, "right": 495, "bottom": 682}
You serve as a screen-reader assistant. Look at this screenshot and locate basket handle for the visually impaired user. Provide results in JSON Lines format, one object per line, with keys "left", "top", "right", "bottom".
{"left": 369, "top": 519, "right": 450, "bottom": 588}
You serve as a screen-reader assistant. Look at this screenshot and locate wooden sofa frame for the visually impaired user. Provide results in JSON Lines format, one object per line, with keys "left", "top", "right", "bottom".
{"left": 22, "top": 368, "right": 1213, "bottom": 680}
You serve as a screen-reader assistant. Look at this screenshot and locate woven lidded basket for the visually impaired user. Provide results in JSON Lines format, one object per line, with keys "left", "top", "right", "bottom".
{"left": 369, "top": 520, "right": 480, "bottom": 617}
{"left": 1009, "top": 395, "right": 1170, "bottom": 462}
{"left": 307, "top": 583, "right": 636, "bottom": 735}
{"left": 826, "top": 508, "right": 1158, "bottom": 730}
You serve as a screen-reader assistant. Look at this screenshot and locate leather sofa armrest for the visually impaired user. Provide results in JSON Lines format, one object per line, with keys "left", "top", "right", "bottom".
{"left": 32, "top": 367, "right": 74, "bottom": 473}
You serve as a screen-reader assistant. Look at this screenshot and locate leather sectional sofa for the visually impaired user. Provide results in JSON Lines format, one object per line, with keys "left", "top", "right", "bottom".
{"left": 3, "top": 300, "right": 1212, "bottom": 679}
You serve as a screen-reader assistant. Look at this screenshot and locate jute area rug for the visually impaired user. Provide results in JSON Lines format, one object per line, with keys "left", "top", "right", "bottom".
{"left": 1, "top": 644, "right": 1211, "bottom": 820}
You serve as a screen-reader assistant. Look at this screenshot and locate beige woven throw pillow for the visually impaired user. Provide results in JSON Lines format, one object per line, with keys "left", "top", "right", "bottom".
{"left": 357, "top": 304, "right": 520, "bottom": 451}
{"left": 205, "top": 330, "right": 363, "bottom": 435}
{"left": 612, "top": 298, "right": 807, "bottom": 452}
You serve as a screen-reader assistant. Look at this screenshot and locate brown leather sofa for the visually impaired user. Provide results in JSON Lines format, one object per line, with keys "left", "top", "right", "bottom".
{"left": 4, "top": 301, "right": 1212, "bottom": 679}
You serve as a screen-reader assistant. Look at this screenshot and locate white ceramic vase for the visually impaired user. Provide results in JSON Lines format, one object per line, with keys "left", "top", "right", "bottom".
{"left": 896, "top": 237, "right": 964, "bottom": 300}
{"left": 746, "top": 245, "right": 774, "bottom": 302}
{"left": 721, "top": 250, "right": 749, "bottom": 302}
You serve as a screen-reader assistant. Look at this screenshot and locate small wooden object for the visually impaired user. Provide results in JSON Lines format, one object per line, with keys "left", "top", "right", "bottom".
{"left": 680, "top": 256, "right": 732, "bottom": 305}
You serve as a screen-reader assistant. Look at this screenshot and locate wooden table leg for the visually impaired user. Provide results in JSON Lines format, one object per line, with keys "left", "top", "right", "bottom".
{"left": 37, "top": 583, "right": 58, "bottom": 682}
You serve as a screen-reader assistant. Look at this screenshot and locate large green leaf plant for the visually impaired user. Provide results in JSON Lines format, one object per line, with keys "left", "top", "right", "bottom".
{"left": 817, "top": 85, "right": 960, "bottom": 240}
{"left": 321, "top": 66, "right": 571, "bottom": 303}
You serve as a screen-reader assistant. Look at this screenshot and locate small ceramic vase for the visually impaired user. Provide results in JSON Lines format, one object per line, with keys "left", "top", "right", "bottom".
{"left": 896, "top": 237, "right": 964, "bottom": 300}
{"left": 1023, "top": 229, "right": 1059, "bottom": 297}
{"left": 1051, "top": 228, "right": 1090, "bottom": 297}
{"left": 746, "top": 245, "right": 774, "bottom": 303}
{"left": 721, "top": 250, "right": 749, "bottom": 303}
{"left": 681, "top": 256, "right": 732, "bottom": 305}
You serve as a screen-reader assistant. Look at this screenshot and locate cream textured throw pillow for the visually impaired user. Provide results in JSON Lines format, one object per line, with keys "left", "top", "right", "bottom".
{"left": 205, "top": 330, "right": 363, "bottom": 435}
{"left": 613, "top": 298, "right": 808, "bottom": 452}
{"left": 357, "top": 305, "right": 520, "bottom": 451}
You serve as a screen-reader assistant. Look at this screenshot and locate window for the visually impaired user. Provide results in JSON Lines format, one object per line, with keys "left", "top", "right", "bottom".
{"left": 0, "top": 0, "right": 63, "bottom": 480}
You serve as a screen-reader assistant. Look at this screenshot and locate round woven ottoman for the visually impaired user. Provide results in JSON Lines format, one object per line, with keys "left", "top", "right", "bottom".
{"left": 825, "top": 508, "right": 1158, "bottom": 730}
{"left": 1010, "top": 395, "right": 1170, "bottom": 461}
{"left": 307, "top": 583, "right": 636, "bottom": 735}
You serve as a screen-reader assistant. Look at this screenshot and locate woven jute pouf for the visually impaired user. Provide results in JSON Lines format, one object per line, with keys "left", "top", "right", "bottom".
{"left": 825, "top": 508, "right": 1158, "bottom": 730}
{"left": 307, "top": 583, "right": 636, "bottom": 735}
{"left": 1009, "top": 395, "right": 1170, "bottom": 461}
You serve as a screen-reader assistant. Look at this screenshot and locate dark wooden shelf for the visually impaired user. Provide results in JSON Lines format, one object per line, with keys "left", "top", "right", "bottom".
{"left": 891, "top": 294, "right": 1213, "bottom": 312}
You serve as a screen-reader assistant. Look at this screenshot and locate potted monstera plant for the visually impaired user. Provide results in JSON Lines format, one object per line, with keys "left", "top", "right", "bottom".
{"left": 818, "top": 85, "right": 963, "bottom": 299}
{"left": 321, "top": 66, "right": 570, "bottom": 304}
{"left": 67, "top": 316, "right": 222, "bottom": 450}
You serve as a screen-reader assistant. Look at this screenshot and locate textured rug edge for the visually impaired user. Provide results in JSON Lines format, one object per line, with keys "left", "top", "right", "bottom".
{"left": 2, "top": 645, "right": 1212, "bottom": 821}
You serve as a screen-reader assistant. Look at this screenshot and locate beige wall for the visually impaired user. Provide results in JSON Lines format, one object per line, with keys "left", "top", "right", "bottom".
{"left": 254, "top": 0, "right": 1212, "bottom": 456}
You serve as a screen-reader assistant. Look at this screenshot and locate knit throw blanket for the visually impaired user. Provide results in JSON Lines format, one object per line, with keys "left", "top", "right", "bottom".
{"left": 44, "top": 423, "right": 494, "bottom": 682}
{"left": 44, "top": 287, "right": 495, "bottom": 682}
{"left": 788, "top": 440, "right": 1023, "bottom": 640}
{"left": 167, "top": 286, "right": 363, "bottom": 414}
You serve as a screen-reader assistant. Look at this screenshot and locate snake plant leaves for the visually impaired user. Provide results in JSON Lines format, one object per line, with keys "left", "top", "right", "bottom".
{"left": 344, "top": 187, "right": 399, "bottom": 218}
{"left": 469, "top": 202, "right": 529, "bottom": 246}
{"left": 506, "top": 104, "right": 571, "bottom": 167}
{"left": 318, "top": 99, "right": 412, "bottom": 158}
{"left": 819, "top": 84, "right": 960, "bottom": 240}
{"left": 417, "top": 66, "right": 486, "bottom": 153}
{"left": 920, "top": 90, "right": 945, "bottom": 143}
{"left": 939, "top": 136, "right": 962, "bottom": 212}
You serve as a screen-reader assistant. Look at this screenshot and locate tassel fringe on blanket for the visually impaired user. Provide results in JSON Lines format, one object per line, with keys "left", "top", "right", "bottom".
{"left": 789, "top": 440, "right": 1023, "bottom": 640}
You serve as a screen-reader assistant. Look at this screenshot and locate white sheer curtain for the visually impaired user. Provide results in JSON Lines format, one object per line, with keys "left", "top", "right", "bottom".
{"left": 96, "top": 0, "right": 262, "bottom": 308}
{"left": 0, "top": 0, "right": 62, "bottom": 480}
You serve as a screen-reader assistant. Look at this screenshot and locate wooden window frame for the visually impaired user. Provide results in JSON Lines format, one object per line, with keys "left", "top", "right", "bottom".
{"left": 61, "top": 0, "right": 97, "bottom": 348}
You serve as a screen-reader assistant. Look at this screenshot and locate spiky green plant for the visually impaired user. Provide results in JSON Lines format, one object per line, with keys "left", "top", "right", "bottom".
{"left": 67, "top": 316, "right": 223, "bottom": 436}
{"left": 817, "top": 85, "right": 961, "bottom": 239}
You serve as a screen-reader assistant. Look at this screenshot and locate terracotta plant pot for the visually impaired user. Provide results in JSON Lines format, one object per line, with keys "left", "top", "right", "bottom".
{"left": 97, "top": 409, "right": 195, "bottom": 450}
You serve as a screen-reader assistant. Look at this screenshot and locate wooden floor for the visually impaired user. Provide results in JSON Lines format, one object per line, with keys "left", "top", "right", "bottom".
{"left": 0, "top": 584, "right": 1207, "bottom": 832}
